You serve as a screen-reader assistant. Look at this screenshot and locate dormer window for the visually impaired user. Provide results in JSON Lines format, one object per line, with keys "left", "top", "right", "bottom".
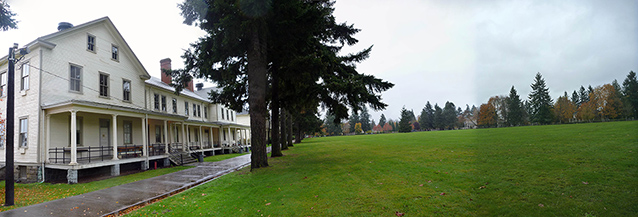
{"left": 111, "top": 45, "right": 118, "bottom": 61}
{"left": 87, "top": 34, "right": 96, "bottom": 52}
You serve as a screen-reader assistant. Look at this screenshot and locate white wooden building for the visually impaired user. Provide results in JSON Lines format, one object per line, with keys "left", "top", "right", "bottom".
{"left": 0, "top": 17, "right": 250, "bottom": 184}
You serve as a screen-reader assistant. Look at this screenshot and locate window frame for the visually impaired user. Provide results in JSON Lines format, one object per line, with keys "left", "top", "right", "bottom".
{"left": 161, "top": 95, "right": 167, "bottom": 112}
{"left": 69, "top": 64, "right": 82, "bottom": 93}
{"left": 154, "top": 94, "right": 160, "bottom": 110}
{"left": 19, "top": 118, "right": 28, "bottom": 148}
{"left": 111, "top": 44, "right": 119, "bottom": 61}
{"left": 87, "top": 34, "right": 96, "bottom": 52}
{"left": 184, "top": 101, "right": 189, "bottom": 116}
{"left": 68, "top": 116, "right": 83, "bottom": 147}
{"left": 155, "top": 125, "right": 162, "bottom": 143}
{"left": 99, "top": 73, "right": 109, "bottom": 97}
{"left": 193, "top": 104, "right": 197, "bottom": 117}
{"left": 0, "top": 71, "right": 6, "bottom": 97}
{"left": 172, "top": 98, "right": 177, "bottom": 113}
{"left": 21, "top": 62, "right": 29, "bottom": 91}
{"left": 204, "top": 106, "right": 208, "bottom": 119}
{"left": 122, "top": 79, "right": 131, "bottom": 102}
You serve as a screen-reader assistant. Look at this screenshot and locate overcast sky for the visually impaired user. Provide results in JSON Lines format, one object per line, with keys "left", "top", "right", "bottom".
{"left": 2, "top": 0, "right": 637, "bottom": 122}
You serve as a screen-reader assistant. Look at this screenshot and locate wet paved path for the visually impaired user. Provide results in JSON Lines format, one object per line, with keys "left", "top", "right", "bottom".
{"left": 0, "top": 153, "right": 254, "bottom": 217}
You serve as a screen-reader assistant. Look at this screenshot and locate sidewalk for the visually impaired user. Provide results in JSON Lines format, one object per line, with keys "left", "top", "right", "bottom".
{"left": 0, "top": 154, "right": 252, "bottom": 217}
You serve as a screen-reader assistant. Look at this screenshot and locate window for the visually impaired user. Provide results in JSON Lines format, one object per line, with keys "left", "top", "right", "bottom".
{"left": 70, "top": 65, "right": 82, "bottom": 92}
{"left": 221, "top": 108, "right": 225, "bottom": 120}
{"left": 1, "top": 72, "right": 6, "bottom": 97}
{"left": 227, "top": 110, "right": 230, "bottom": 121}
{"left": 173, "top": 125, "right": 179, "bottom": 142}
{"left": 111, "top": 45, "right": 118, "bottom": 60}
{"left": 21, "top": 63, "right": 29, "bottom": 91}
{"left": 122, "top": 80, "right": 131, "bottom": 102}
{"left": 123, "top": 121, "right": 132, "bottom": 144}
{"left": 194, "top": 130, "right": 199, "bottom": 142}
{"left": 185, "top": 102, "right": 189, "bottom": 116}
{"left": 172, "top": 98, "right": 177, "bottom": 113}
{"left": 99, "top": 73, "right": 109, "bottom": 97}
{"left": 154, "top": 94, "right": 160, "bottom": 110}
{"left": 197, "top": 105, "right": 201, "bottom": 117}
{"left": 87, "top": 34, "right": 96, "bottom": 52}
{"left": 155, "top": 125, "right": 162, "bottom": 143}
{"left": 231, "top": 111, "right": 234, "bottom": 121}
{"left": 161, "top": 95, "right": 167, "bottom": 112}
{"left": 204, "top": 106, "right": 208, "bottom": 118}
{"left": 193, "top": 104, "right": 197, "bottom": 117}
{"left": 19, "top": 118, "right": 27, "bottom": 148}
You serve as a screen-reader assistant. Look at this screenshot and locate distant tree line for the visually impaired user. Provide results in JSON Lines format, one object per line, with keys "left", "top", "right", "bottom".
{"left": 320, "top": 70, "right": 637, "bottom": 135}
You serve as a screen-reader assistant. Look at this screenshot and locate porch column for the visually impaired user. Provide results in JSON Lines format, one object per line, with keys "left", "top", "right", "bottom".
{"left": 70, "top": 110, "right": 78, "bottom": 165}
{"left": 209, "top": 127, "right": 213, "bottom": 148}
{"left": 164, "top": 120, "right": 169, "bottom": 154}
{"left": 181, "top": 123, "right": 186, "bottom": 152}
{"left": 45, "top": 114, "right": 51, "bottom": 163}
{"left": 228, "top": 127, "right": 232, "bottom": 144}
{"left": 199, "top": 126, "right": 203, "bottom": 149}
{"left": 112, "top": 114, "right": 118, "bottom": 160}
{"left": 142, "top": 116, "right": 148, "bottom": 157}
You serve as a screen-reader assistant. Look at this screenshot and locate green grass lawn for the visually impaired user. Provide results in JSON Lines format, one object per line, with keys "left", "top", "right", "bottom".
{"left": 0, "top": 166, "right": 191, "bottom": 212}
{"left": 130, "top": 121, "right": 637, "bottom": 216}
{"left": 204, "top": 152, "right": 249, "bottom": 162}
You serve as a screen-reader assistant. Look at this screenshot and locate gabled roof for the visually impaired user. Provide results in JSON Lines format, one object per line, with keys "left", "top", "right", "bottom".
{"left": 2, "top": 17, "right": 151, "bottom": 79}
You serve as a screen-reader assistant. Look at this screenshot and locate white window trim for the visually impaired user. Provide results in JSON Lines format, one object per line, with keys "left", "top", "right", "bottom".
{"left": 111, "top": 44, "right": 119, "bottom": 61}
{"left": 19, "top": 117, "right": 28, "bottom": 148}
{"left": 122, "top": 79, "right": 131, "bottom": 102}
{"left": 69, "top": 64, "right": 83, "bottom": 93}
{"left": 20, "top": 62, "right": 30, "bottom": 92}
{"left": 87, "top": 34, "right": 96, "bottom": 53}
{"left": 99, "top": 72, "right": 110, "bottom": 98}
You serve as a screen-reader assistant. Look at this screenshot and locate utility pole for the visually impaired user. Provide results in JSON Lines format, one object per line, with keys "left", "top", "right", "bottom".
{"left": 4, "top": 44, "right": 17, "bottom": 206}
{"left": 4, "top": 43, "right": 27, "bottom": 206}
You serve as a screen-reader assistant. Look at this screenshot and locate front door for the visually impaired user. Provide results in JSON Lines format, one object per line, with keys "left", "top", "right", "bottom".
{"left": 99, "top": 119, "right": 110, "bottom": 147}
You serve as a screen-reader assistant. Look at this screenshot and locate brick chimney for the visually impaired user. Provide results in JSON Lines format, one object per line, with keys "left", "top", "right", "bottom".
{"left": 160, "top": 58, "right": 172, "bottom": 85}
{"left": 185, "top": 77, "right": 194, "bottom": 92}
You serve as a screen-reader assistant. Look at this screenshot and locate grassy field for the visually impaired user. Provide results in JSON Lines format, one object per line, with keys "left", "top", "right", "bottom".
{"left": 0, "top": 166, "right": 191, "bottom": 212}
{"left": 130, "top": 121, "right": 637, "bottom": 216}
{"left": 204, "top": 152, "right": 249, "bottom": 162}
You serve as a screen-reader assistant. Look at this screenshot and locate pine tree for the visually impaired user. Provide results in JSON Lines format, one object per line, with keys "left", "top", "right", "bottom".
{"left": 360, "top": 106, "right": 372, "bottom": 132}
{"left": 419, "top": 101, "right": 434, "bottom": 130}
{"left": 398, "top": 107, "right": 413, "bottom": 133}
{"left": 324, "top": 112, "right": 342, "bottom": 136}
{"left": 528, "top": 73, "right": 554, "bottom": 124}
{"left": 571, "top": 90, "right": 580, "bottom": 107}
{"left": 579, "top": 86, "right": 588, "bottom": 105}
{"left": 378, "top": 114, "right": 386, "bottom": 129}
{"left": 0, "top": 1, "right": 18, "bottom": 31}
{"left": 506, "top": 86, "right": 524, "bottom": 126}
{"left": 442, "top": 101, "right": 457, "bottom": 130}
{"left": 433, "top": 104, "right": 444, "bottom": 130}
{"left": 623, "top": 71, "right": 638, "bottom": 118}
{"left": 348, "top": 113, "right": 360, "bottom": 134}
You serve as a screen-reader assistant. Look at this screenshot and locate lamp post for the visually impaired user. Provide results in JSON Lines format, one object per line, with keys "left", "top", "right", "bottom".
{"left": 4, "top": 43, "right": 28, "bottom": 206}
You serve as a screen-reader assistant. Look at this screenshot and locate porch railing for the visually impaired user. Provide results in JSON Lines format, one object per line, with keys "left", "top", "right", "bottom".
{"left": 48, "top": 146, "right": 113, "bottom": 164}
{"left": 169, "top": 143, "right": 183, "bottom": 153}
{"left": 188, "top": 142, "right": 200, "bottom": 151}
{"left": 117, "top": 144, "right": 143, "bottom": 159}
{"left": 148, "top": 143, "right": 166, "bottom": 156}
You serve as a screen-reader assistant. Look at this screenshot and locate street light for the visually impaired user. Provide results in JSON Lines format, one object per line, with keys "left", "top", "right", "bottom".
{"left": 4, "top": 43, "right": 28, "bottom": 206}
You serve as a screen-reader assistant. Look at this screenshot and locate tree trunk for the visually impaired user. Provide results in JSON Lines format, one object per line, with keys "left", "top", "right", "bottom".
{"left": 287, "top": 111, "right": 294, "bottom": 146}
{"left": 248, "top": 25, "right": 268, "bottom": 170}
{"left": 281, "top": 108, "right": 289, "bottom": 150}
{"left": 270, "top": 67, "right": 282, "bottom": 157}
{"left": 295, "top": 118, "right": 302, "bottom": 144}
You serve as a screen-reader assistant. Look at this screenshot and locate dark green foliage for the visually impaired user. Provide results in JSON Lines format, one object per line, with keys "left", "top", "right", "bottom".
{"left": 419, "top": 101, "right": 434, "bottom": 130}
{"left": 506, "top": 86, "right": 524, "bottom": 126}
{"left": 348, "top": 113, "right": 360, "bottom": 133}
{"left": 442, "top": 101, "right": 457, "bottom": 130}
{"left": 0, "top": 1, "right": 18, "bottom": 31}
{"left": 571, "top": 90, "right": 580, "bottom": 107}
{"left": 579, "top": 86, "right": 588, "bottom": 105}
{"left": 360, "top": 106, "right": 372, "bottom": 132}
{"left": 378, "top": 114, "right": 386, "bottom": 128}
{"left": 623, "top": 71, "right": 638, "bottom": 118}
{"left": 433, "top": 104, "right": 444, "bottom": 130}
{"left": 528, "top": 73, "right": 554, "bottom": 124}
{"left": 398, "top": 107, "right": 412, "bottom": 133}
{"left": 324, "top": 112, "right": 342, "bottom": 136}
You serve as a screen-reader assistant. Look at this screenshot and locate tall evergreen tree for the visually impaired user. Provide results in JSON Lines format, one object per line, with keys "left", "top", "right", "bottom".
{"left": 433, "top": 104, "right": 444, "bottom": 130}
{"left": 528, "top": 73, "right": 554, "bottom": 124}
{"left": 442, "top": 101, "right": 457, "bottom": 129}
{"left": 623, "top": 71, "right": 638, "bottom": 118}
{"left": 571, "top": 90, "right": 580, "bottom": 107}
{"left": 360, "top": 106, "right": 372, "bottom": 132}
{"left": 506, "top": 86, "right": 524, "bottom": 126}
{"left": 378, "top": 114, "right": 387, "bottom": 128}
{"left": 398, "top": 107, "right": 413, "bottom": 133}
{"left": 420, "top": 101, "right": 435, "bottom": 130}
{"left": 324, "top": 112, "right": 342, "bottom": 136}
{"left": 579, "top": 86, "right": 589, "bottom": 105}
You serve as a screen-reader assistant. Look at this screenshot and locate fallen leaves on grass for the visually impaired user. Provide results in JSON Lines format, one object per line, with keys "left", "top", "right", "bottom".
{"left": 582, "top": 181, "right": 589, "bottom": 185}
{"left": 395, "top": 211, "right": 404, "bottom": 216}
{"left": 265, "top": 203, "right": 271, "bottom": 206}
{"left": 440, "top": 192, "right": 446, "bottom": 195}
{"left": 538, "top": 204, "right": 544, "bottom": 207}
